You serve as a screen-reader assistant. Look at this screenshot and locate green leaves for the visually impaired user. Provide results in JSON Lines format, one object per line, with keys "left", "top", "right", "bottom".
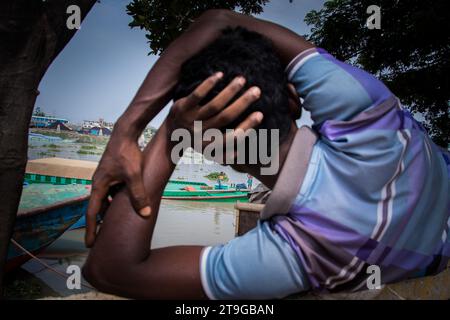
{"left": 305, "top": 0, "right": 449, "bottom": 146}
{"left": 125, "top": 0, "right": 448, "bottom": 146}
{"left": 126, "top": 0, "right": 267, "bottom": 55}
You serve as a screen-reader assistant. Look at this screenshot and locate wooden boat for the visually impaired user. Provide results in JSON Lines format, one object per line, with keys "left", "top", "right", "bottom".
{"left": 234, "top": 202, "right": 450, "bottom": 300}
{"left": 25, "top": 158, "right": 249, "bottom": 203}
{"left": 6, "top": 184, "right": 90, "bottom": 272}
{"left": 25, "top": 157, "right": 96, "bottom": 185}
{"left": 162, "top": 180, "right": 248, "bottom": 202}
{"left": 234, "top": 202, "right": 264, "bottom": 236}
{"left": 23, "top": 158, "right": 249, "bottom": 232}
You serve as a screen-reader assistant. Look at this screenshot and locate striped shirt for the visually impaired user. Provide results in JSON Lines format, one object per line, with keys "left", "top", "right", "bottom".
{"left": 261, "top": 48, "right": 450, "bottom": 292}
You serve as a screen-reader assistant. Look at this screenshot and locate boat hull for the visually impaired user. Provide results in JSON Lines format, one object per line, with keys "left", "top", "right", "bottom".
{"left": 163, "top": 194, "right": 248, "bottom": 202}
{"left": 6, "top": 195, "right": 89, "bottom": 272}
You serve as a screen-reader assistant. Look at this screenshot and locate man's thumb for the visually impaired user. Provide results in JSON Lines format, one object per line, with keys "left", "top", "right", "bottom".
{"left": 128, "top": 177, "right": 151, "bottom": 217}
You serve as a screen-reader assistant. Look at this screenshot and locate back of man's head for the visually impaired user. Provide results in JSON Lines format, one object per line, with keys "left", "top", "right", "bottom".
{"left": 174, "top": 27, "right": 292, "bottom": 141}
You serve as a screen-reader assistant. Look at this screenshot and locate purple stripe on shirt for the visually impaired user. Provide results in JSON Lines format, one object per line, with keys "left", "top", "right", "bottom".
{"left": 356, "top": 239, "right": 378, "bottom": 260}
{"left": 276, "top": 203, "right": 448, "bottom": 271}
{"left": 288, "top": 205, "right": 369, "bottom": 252}
{"left": 271, "top": 221, "right": 322, "bottom": 289}
{"left": 362, "top": 238, "right": 437, "bottom": 270}
{"left": 319, "top": 98, "right": 402, "bottom": 140}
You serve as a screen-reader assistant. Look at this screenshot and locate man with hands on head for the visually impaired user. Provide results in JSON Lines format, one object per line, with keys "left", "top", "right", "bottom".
{"left": 84, "top": 9, "right": 312, "bottom": 244}
{"left": 84, "top": 10, "right": 450, "bottom": 299}
{"left": 83, "top": 21, "right": 307, "bottom": 299}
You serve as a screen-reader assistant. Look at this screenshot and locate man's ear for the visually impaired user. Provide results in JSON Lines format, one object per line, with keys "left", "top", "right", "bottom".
{"left": 287, "top": 83, "right": 302, "bottom": 120}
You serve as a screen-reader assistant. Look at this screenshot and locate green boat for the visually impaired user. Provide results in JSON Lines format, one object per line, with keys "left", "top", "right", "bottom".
{"left": 162, "top": 180, "right": 248, "bottom": 202}
{"left": 6, "top": 183, "right": 90, "bottom": 272}
{"left": 24, "top": 158, "right": 248, "bottom": 231}
{"left": 24, "top": 174, "right": 249, "bottom": 203}
{"left": 25, "top": 158, "right": 249, "bottom": 203}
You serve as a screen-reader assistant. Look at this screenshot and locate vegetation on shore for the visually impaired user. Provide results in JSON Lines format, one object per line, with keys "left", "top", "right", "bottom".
{"left": 77, "top": 145, "right": 104, "bottom": 155}
{"left": 30, "top": 128, "right": 109, "bottom": 146}
{"left": 29, "top": 128, "right": 107, "bottom": 159}
{"left": 204, "top": 172, "right": 229, "bottom": 182}
{"left": 3, "top": 269, "right": 59, "bottom": 300}
{"left": 42, "top": 144, "right": 61, "bottom": 148}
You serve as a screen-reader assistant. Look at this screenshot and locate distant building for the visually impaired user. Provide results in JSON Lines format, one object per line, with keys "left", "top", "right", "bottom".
{"left": 88, "top": 126, "right": 112, "bottom": 136}
{"left": 83, "top": 118, "right": 114, "bottom": 130}
{"left": 82, "top": 119, "right": 101, "bottom": 129}
{"left": 30, "top": 115, "right": 69, "bottom": 128}
{"left": 46, "top": 120, "right": 73, "bottom": 131}
{"left": 98, "top": 118, "right": 114, "bottom": 129}
{"left": 33, "top": 106, "right": 45, "bottom": 117}
{"left": 80, "top": 118, "right": 114, "bottom": 136}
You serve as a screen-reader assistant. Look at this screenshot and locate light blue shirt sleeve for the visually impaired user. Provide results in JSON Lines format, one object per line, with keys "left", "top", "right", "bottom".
{"left": 287, "top": 48, "right": 393, "bottom": 127}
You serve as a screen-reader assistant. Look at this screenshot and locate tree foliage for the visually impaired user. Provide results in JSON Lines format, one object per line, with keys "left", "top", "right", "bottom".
{"left": 126, "top": 0, "right": 267, "bottom": 55}
{"left": 305, "top": 0, "right": 449, "bottom": 146}
{"left": 0, "top": 0, "right": 96, "bottom": 293}
{"left": 127, "top": 0, "right": 448, "bottom": 146}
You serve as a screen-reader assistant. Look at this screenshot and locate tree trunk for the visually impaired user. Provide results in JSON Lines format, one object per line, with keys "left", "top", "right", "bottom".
{"left": 0, "top": 0, "right": 96, "bottom": 295}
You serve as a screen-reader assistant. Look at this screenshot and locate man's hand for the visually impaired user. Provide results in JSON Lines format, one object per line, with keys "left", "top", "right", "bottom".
{"left": 83, "top": 72, "right": 265, "bottom": 298}
{"left": 85, "top": 131, "right": 150, "bottom": 248}
{"left": 168, "top": 72, "right": 264, "bottom": 157}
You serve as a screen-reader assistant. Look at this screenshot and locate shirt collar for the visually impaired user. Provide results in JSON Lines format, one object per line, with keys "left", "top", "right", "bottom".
{"left": 260, "top": 126, "right": 318, "bottom": 220}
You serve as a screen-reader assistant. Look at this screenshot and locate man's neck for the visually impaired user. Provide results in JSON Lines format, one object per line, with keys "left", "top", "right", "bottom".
{"left": 237, "top": 123, "right": 298, "bottom": 189}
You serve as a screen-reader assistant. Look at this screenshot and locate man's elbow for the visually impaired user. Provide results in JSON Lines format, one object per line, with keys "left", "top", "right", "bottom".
{"left": 196, "top": 9, "right": 232, "bottom": 25}
{"left": 82, "top": 257, "right": 109, "bottom": 292}
{"left": 82, "top": 254, "right": 121, "bottom": 294}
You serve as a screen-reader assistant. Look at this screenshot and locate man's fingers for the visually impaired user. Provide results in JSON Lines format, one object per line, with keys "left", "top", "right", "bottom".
{"left": 235, "top": 111, "right": 264, "bottom": 133}
{"left": 223, "top": 112, "right": 264, "bottom": 163}
{"left": 99, "top": 197, "right": 111, "bottom": 217}
{"left": 223, "top": 111, "right": 265, "bottom": 149}
{"left": 198, "top": 76, "right": 246, "bottom": 120}
{"left": 85, "top": 179, "right": 109, "bottom": 247}
{"left": 203, "top": 86, "right": 261, "bottom": 129}
{"left": 124, "top": 170, "right": 151, "bottom": 217}
{"left": 183, "top": 72, "right": 223, "bottom": 108}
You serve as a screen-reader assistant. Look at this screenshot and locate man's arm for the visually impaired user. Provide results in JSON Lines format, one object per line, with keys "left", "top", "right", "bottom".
{"left": 87, "top": 9, "right": 313, "bottom": 233}
{"left": 83, "top": 74, "right": 263, "bottom": 299}
{"left": 83, "top": 118, "right": 207, "bottom": 299}
{"left": 118, "top": 9, "right": 313, "bottom": 137}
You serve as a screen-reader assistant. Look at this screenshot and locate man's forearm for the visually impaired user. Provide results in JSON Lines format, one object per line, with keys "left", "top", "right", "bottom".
{"left": 116, "top": 9, "right": 313, "bottom": 139}
{"left": 84, "top": 120, "right": 176, "bottom": 271}
{"left": 116, "top": 10, "right": 229, "bottom": 138}
{"left": 83, "top": 60, "right": 267, "bottom": 298}
{"left": 83, "top": 120, "right": 207, "bottom": 299}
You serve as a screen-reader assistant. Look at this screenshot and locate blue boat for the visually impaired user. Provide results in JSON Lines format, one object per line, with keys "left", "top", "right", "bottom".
{"left": 6, "top": 184, "right": 90, "bottom": 272}
{"left": 69, "top": 215, "right": 89, "bottom": 230}
{"left": 28, "top": 132, "right": 63, "bottom": 141}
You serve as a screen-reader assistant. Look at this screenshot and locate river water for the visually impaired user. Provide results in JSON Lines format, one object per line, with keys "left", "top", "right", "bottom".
{"left": 22, "top": 200, "right": 237, "bottom": 297}
{"left": 20, "top": 132, "right": 249, "bottom": 297}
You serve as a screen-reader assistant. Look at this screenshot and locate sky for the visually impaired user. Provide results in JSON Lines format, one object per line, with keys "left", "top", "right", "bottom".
{"left": 35, "top": 0, "right": 326, "bottom": 128}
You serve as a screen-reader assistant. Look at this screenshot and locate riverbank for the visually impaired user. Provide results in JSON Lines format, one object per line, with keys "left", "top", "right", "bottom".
{"left": 29, "top": 128, "right": 109, "bottom": 161}
{"left": 4, "top": 129, "right": 252, "bottom": 299}
{"left": 5, "top": 199, "right": 237, "bottom": 300}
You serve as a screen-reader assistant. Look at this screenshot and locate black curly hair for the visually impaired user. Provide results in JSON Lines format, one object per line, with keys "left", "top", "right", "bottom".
{"left": 173, "top": 27, "right": 292, "bottom": 142}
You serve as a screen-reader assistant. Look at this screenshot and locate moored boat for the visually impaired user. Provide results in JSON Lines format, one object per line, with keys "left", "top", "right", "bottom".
{"left": 25, "top": 158, "right": 250, "bottom": 203}
{"left": 162, "top": 180, "right": 248, "bottom": 202}
{"left": 6, "top": 184, "right": 90, "bottom": 272}
{"left": 23, "top": 158, "right": 250, "bottom": 231}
